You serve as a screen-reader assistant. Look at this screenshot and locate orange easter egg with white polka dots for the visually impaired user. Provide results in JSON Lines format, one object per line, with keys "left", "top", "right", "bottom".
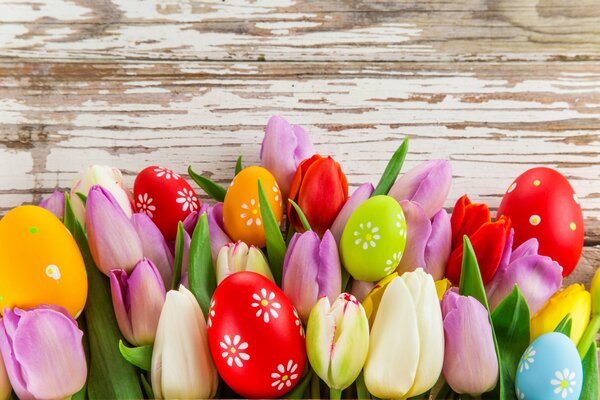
{"left": 497, "top": 167, "right": 584, "bottom": 277}
{"left": 0, "top": 205, "right": 88, "bottom": 317}
{"left": 223, "top": 166, "right": 283, "bottom": 247}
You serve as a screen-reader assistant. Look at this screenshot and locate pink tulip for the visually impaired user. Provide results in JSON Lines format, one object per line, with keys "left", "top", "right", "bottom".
{"left": 184, "top": 203, "right": 232, "bottom": 264}
{"left": 330, "top": 183, "right": 374, "bottom": 244}
{"left": 39, "top": 191, "right": 65, "bottom": 219}
{"left": 132, "top": 213, "right": 174, "bottom": 287}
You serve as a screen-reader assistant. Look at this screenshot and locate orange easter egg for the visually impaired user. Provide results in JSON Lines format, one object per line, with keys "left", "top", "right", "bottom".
{"left": 223, "top": 166, "right": 283, "bottom": 247}
{"left": 0, "top": 205, "right": 88, "bottom": 317}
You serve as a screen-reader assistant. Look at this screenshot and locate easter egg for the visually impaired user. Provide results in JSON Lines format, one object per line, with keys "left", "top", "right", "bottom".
{"left": 340, "top": 195, "right": 407, "bottom": 282}
{"left": 223, "top": 166, "right": 283, "bottom": 247}
{"left": 515, "top": 332, "right": 582, "bottom": 400}
{"left": 133, "top": 166, "right": 200, "bottom": 241}
{"left": 0, "top": 206, "right": 88, "bottom": 317}
{"left": 207, "top": 271, "right": 306, "bottom": 398}
{"left": 497, "top": 167, "right": 584, "bottom": 277}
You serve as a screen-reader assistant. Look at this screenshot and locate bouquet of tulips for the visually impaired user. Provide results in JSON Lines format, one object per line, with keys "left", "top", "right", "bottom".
{"left": 0, "top": 116, "right": 599, "bottom": 400}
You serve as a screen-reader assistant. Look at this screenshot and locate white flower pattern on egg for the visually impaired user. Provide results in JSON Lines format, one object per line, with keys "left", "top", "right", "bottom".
{"left": 251, "top": 288, "right": 281, "bottom": 323}
{"left": 353, "top": 221, "right": 381, "bottom": 250}
{"left": 45, "top": 264, "right": 61, "bottom": 280}
{"left": 208, "top": 299, "right": 216, "bottom": 328}
{"left": 384, "top": 251, "right": 403, "bottom": 273}
{"left": 176, "top": 187, "right": 198, "bottom": 212}
{"left": 519, "top": 346, "right": 536, "bottom": 372}
{"left": 240, "top": 199, "right": 262, "bottom": 227}
{"left": 270, "top": 360, "right": 299, "bottom": 391}
{"left": 136, "top": 193, "right": 156, "bottom": 218}
{"left": 220, "top": 334, "right": 250, "bottom": 368}
{"left": 154, "top": 166, "right": 180, "bottom": 180}
{"left": 550, "top": 369, "right": 576, "bottom": 399}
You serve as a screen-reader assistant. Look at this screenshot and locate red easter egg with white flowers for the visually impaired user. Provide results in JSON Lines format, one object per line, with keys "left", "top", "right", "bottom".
{"left": 207, "top": 272, "right": 306, "bottom": 398}
{"left": 497, "top": 167, "right": 584, "bottom": 277}
{"left": 133, "top": 166, "right": 200, "bottom": 241}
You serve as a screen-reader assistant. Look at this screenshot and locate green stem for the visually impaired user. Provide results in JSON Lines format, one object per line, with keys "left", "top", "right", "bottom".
{"left": 330, "top": 389, "right": 342, "bottom": 400}
{"left": 577, "top": 314, "right": 600, "bottom": 358}
{"left": 311, "top": 373, "right": 321, "bottom": 399}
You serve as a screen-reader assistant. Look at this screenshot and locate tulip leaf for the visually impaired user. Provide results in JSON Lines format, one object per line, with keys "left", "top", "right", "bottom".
{"left": 258, "top": 179, "right": 286, "bottom": 285}
{"left": 284, "top": 368, "right": 313, "bottom": 399}
{"left": 371, "top": 137, "right": 409, "bottom": 197}
{"left": 491, "top": 285, "right": 530, "bottom": 400}
{"left": 171, "top": 222, "right": 185, "bottom": 290}
{"left": 140, "top": 374, "right": 155, "bottom": 399}
{"left": 288, "top": 199, "right": 312, "bottom": 231}
{"left": 355, "top": 372, "right": 371, "bottom": 400}
{"left": 63, "top": 195, "right": 143, "bottom": 399}
{"left": 580, "top": 342, "right": 599, "bottom": 400}
{"left": 554, "top": 313, "right": 573, "bottom": 336}
{"left": 76, "top": 192, "right": 88, "bottom": 206}
{"left": 235, "top": 155, "right": 243, "bottom": 176}
{"left": 188, "top": 165, "right": 227, "bottom": 202}
{"left": 341, "top": 268, "right": 351, "bottom": 292}
{"left": 188, "top": 212, "right": 217, "bottom": 318}
{"left": 285, "top": 224, "right": 296, "bottom": 246}
{"left": 118, "top": 340, "right": 152, "bottom": 371}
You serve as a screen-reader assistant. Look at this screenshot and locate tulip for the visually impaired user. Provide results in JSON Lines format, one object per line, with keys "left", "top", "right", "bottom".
{"left": 364, "top": 269, "right": 444, "bottom": 398}
{"left": 330, "top": 183, "right": 374, "bottom": 244}
{"left": 350, "top": 279, "right": 376, "bottom": 303}
{"left": 486, "top": 233, "right": 562, "bottom": 315}
{"left": 446, "top": 195, "right": 511, "bottom": 284}
{"left": 110, "top": 258, "right": 166, "bottom": 346}
{"left": 86, "top": 185, "right": 144, "bottom": 275}
{"left": 396, "top": 200, "right": 451, "bottom": 280}
{"left": 388, "top": 159, "right": 452, "bottom": 220}
{"left": 441, "top": 289, "right": 499, "bottom": 395}
{"left": 131, "top": 213, "right": 174, "bottom": 287}
{"left": 306, "top": 293, "right": 369, "bottom": 391}
{"left": 260, "top": 116, "right": 316, "bottom": 198}
{"left": 0, "top": 306, "right": 86, "bottom": 400}
{"left": 39, "top": 190, "right": 65, "bottom": 219}
{"left": 70, "top": 165, "right": 133, "bottom": 225}
{"left": 530, "top": 284, "right": 591, "bottom": 344}
{"left": 184, "top": 204, "right": 232, "bottom": 264}
{"left": 435, "top": 278, "right": 452, "bottom": 300}
{"left": 0, "top": 355, "right": 10, "bottom": 400}
{"left": 215, "top": 241, "right": 273, "bottom": 284}
{"left": 282, "top": 230, "right": 342, "bottom": 323}
{"left": 152, "top": 286, "right": 218, "bottom": 399}
{"left": 288, "top": 155, "right": 348, "bottom": 237}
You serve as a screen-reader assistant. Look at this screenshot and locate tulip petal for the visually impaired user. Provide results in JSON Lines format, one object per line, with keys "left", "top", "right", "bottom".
{"left": 330, "top": 183, "right": 374, "bottom": 243}
{"left": 128, "top": 259, "right": 166, "bottom": 346}
{"left": 39, "top": 191, "right": 65, "bottom": 219}
{"left": 306, "top": 298, "right": 336, "bottom": 387}
{"left": 450, "top": 195, "right": 491, "bottom": 249}
{"left": 424, "top": 209, "right": 452, "bottom": 280}
{"left": 110, "top": 269, "right": 135, "bottom": 344}
{"left": 197, "top": 203, "right": 232, "bottom": 264}
{"left": 510, "top": 238, "right": 539, "bottom": 262}
{"left": 350, "top": 280, "right": 376, "bottom": 303}
{"left": 0, "top": 348, "right": 10, "bottom": 400}
{"left": 396, "top": 201, "right": 431, "bottom": 276}
{"left": 317, "top": 231, "right": 342, "bottom": 303}
{"left": 132, "top": 213, "right": 174, "bottom": 287}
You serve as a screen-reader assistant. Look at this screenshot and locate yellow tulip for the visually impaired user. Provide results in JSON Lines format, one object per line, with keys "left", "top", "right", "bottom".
{"left": 530, "top": 284, "right": 591, "bottom": 344}
{"left": 577, "top": 267, "right": 600, "bottom": 357}
{"left": 435, "top": 278, "right": 452, "bottom": 301}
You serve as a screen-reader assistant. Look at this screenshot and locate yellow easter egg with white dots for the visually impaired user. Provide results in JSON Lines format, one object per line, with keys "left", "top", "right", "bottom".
{"left": 0, "top": 205, "right": 88, "bottom": 317}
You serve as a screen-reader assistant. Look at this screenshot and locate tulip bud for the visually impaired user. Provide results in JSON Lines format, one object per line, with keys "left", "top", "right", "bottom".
{"left": 364, "top": 269, "right": 444, "bottom": 398}
{"left": 306, "top": 293, "right": 369, "bottom": 390}
{"left": 282, "top": 230, "right": 342, "bottom": 323}
{"left": 260, "top": 116, "right": 316, "bottom": 198}
{"left": 86, "top": 185, "right": 144, "bottom": 275}
{"left": 288, "top": 155, "right": 348, "bottom": 237}
{"left": 388, "top": 159, "right": 452, "bottom": 220}
{"left": 131, "top": 213, "right": 174, "bottom": 287}
{"left": 152, "top": 286, "right": 218, "bottom": 399}
{"left": 110, "top": 258, "right": 166, "bottom": 346}
{"left": 0, "top": 355, "right": 10, "bottom": 400}
{"left": 215, "top": 241, "right": 274, "bottom": 284}
{"left": 530, "top": 284, "right": 591, "bottom": 344}
{"left": 185, "top": 204, "right": 233, "bottom": 264}
{"left": 441, "top": 290, "right": 498, "bottom": 395}
{"left": 0, "top": 306, "right": 86, "bottom": 400}
{"left": 39, "top": 190, "right": 65, "bottom": 219}
{"left": 330, "top": 183, "right": 374, "bottom": 243}
{"left": 70, "top": 165, "right": 133, "bottom": 225}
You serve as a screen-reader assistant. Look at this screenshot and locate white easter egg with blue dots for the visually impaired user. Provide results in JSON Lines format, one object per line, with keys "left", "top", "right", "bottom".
{"left": 515, "top": 332, "right": 582, "bottom": 400}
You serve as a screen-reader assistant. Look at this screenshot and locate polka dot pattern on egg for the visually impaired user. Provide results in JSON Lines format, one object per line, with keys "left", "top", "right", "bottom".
{"left": 533, "top": 179, "right": 541, "bottom": 186}
{"left": 529, "top": 215, "right": 541, "bottom": 226}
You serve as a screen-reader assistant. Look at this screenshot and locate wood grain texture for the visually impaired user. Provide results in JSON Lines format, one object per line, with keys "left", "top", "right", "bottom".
{"left": 0, "top": 0, "right": 599, "bottom": 281}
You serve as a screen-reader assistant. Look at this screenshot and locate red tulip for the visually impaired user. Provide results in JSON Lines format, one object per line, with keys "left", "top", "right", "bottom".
{"left": 288, "top": 155, "right": 348, "bottom": 237}
{"left": 446, "top": 195, "right": 511, "bottom": 284}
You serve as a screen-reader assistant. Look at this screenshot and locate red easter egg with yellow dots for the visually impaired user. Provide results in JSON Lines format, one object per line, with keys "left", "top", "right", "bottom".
{"left": 223, "top": 166, "right": 283, "bottom": 247}
{"left": 497, "top": 167, "right": 584, "bottom": 277}
{"left": 133, "top": 166, "right": 200, "bottom": 241}
{"left": 207, "top": 272, "right": 306, "bottom": 398}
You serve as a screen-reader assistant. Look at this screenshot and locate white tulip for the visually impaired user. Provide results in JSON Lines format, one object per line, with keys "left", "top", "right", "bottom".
{"left": 215, "top": 241, "right": 274, "bottom": 284}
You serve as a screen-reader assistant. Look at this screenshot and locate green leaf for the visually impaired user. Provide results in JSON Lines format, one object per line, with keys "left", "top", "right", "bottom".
{"left": 355, "top": 372, "right": 370, "bottom": 400}
{"left": 258, "top": 179, "right": 287, "bottom": 286}
{"left": 342, "top": 268, "right": 351, "bottom": 293}
{"left": 118, "top": 340, "right": 152, "bottom": 371}
{"left": 554, "top": 314, "right": 573, "bottom": 337}
{"left": 235, "top": 155, "right": 243, "bottom": 176}
{"left": 491, "top": 286, "right": 531, "bottom": 400}
{"left": 76, "top": 192, "right": 88, "bottom": 206}
{"left": 63, "top": 195, "right": 143, "bottom": 399}
{"left": 288, "top": 199, "right": 312, "bottom": 231}
{"left": 171, "top": 222, "right": 185, "bottom": 290}
{"left": 188, "top": 212, "right": 217, "bottom": 318}
{"left": 285, "top": 224, "right": 296, "bottom": 246}
{"left": 284, "top": 368, "right": 313, "bottom": 399}
{"left": 371, "top": 137, "right": 409, "bottom": 197}
{"left": 140, "top": 374, "right": 155, "bottom": 399}
{"left": 581, "top": 342, "right": 599, "bottom": 400}
{"left": 188, "top": 165, "right": 227, "bottom": 202}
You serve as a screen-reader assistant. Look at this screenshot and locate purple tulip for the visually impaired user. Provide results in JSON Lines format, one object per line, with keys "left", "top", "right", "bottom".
{"left": 0, "top": 306, "right": 87, "bottom": 400}
{"left": 185, "top": 204, "right": 232, "bottom": 264}
{"left": 350, "top": 279, "right": 376, "bottom": 303}
{"left": 442, "top": 289, "right": 498, "bottom": 395}
{"left": 396, "top": 201, "right": 451, "bottom": 280}
{"left": 260, "top": 116, "right": 316, "bottom": 198}
{"left": 486, "top": 231, "right": 562, "bottom": 315}
{"left": 388, "top": 160, "right": 452, "bottom": 220}
{"left": 179, "top": 229, "right": 192, "bottom": 288}
{"left": 282, "top": 230, "right": 342, "bottom": 323}
{"left": 330, "top": 183, "right": 374, "bottom": 244}
{"left": 86, "top": 185, "right": 144, "bottom": 275}
{"left": 132, "top": 213, "right": 174, "bottom": 287}
{"left": 39, "top": 191, "right": 65, "bottom": 219}
{"left": 110, "top": 258, "right": 166, "bottom": 346}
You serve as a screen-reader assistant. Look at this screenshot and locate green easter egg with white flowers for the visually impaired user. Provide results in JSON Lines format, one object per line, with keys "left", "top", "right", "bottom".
{"left": 340, "top": 195, "right": 407, "bottom": 282}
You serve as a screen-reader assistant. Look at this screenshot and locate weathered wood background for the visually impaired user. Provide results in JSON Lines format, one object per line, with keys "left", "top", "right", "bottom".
{"left": 0, "top": 0, "right": 598, "bottom": 284}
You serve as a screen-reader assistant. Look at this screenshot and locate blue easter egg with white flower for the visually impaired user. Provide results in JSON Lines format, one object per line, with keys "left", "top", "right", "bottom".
{"left": 515, "top": 332, "right": 582, "bottom": 400}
